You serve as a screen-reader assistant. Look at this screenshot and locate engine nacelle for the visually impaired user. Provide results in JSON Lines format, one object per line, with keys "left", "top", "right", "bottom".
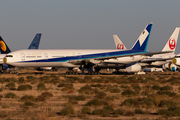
{"left": 125, "top": 63, "right": 141, "bottom": 72}
{"left": 163, "top": 62, "right": 177, "bottom": 71}
{"left": 0, "top": 64, "right": 9, "bottom": 70}
{"left": 172, "top": 58, "right": 180, "bottom": 66}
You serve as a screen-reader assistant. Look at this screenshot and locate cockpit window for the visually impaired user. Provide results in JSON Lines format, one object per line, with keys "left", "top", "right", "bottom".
{"left": 5, "top": 55, "right": 13, "bottom": 57}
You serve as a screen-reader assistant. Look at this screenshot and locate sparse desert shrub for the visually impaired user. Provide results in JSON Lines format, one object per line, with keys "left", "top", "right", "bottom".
{"left": 67, "top": 95, "right": 85, "bottom": 101}
{"left": 60, "top": 107, "right": 74, "bottom": 115}
{"left": 41, "top": 92, "right": 53, "bottom": 98}
{"left": 92, "top": 108, "right": 111, "bottom": 116}
{"left": 84, "top": 76, "right": 92, "bottom": 81}
{"left": 152, "top": 85, "right": 161, "bottom": 90}
{"left": 18, "top": 77, "right": 25, "bottom": 84}
{"left": 113, "top": 108, "right": 124, "bottom": 115}
{"left": 5, "top": 92, "right": 16, "bottom": 98}
{"left": 57, "top": 83, "right": 65, "bottom": 87}
{"left": 26, "top": 76, "right": 37, "bottom": 84}
{"left": 156, "top": 90, "right": 176, "bottom": 97}
{"left": 167, "top": 76, "right": 180, "bottom": 85}
{"left": 91, "top": 83, "right": 102, "bottom": 88}
{"left": 18, "top": 84, "right": 32, "bottom": 91}
{"left": 21, "top": 95, "right": 36, "bottom": 102}
{"left": 133, "top": 86, "right": 141, "bottom": 92}
{"left": 95, "top": 91, "right": 106, "bottom": 99}
{"left": 36, "top": 92, "right": 53, "bottom": 102}
{"left": 105, "top": 96, "right": 115, "bottom": 101}
{"left": 5, "top": 82, "right": 15, "bottom": 89}
{"left": 159, "top": 100, "right": 178, "bottom": 108}
{"left": 161, "top": 85, "right": 172, "bottom": 91}
{"left": 86, "top": 99, "right": 107, "bottom": 106}
{"left": 0, "top": 111, "right": 7, "bottom": 118}
{"left": 109, "top": 88, "right": 121, "bottom": 93}
{"left": 24, "top": 101, "right": 34, "bottom": 106}
{"left": 37, "top": 83, "right": 46, "bottom": 91}
{"left": 79, "top": 84, "right": 94, "bottom": 94}
{"left": 103, "top": 105, "right": 114, "bottom": 112}
{"left": 124, "top": 110, "right": 135, "bottom": 116}
{"left": 121, "top": 90, "right": 136, "bottom": 97}
{"left": 121, "top": 98, "right": 155, "bottom": 108}
{"left": 36, "top": 95, "right": 46, "bottom": 102}
{"left": 81, "top": 106, "right": 91, "bottom": 114}
{"left": 0, "top": 88, "right": 3, "bottom": 92}
{"left": 134, "top": 108, "right": 143, "bottom": 114}
{"left": 40, "top": 76, "right": 49, "bottom": 81}
{"left": 157, "top": 107, "right": 180, "bottom": 116}
{"left": 172, "top": 95, "right": 180, "bottom": 102}
{"left": 66, "top": 99, "right": 78, "bottom": 105}
{"left": 61, "top": 84, "right": 74, "bottom": 91}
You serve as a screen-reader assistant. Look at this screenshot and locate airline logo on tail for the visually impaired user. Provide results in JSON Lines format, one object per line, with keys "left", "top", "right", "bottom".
{"left": 131, "top": 23, "right": 153, "bottom": 51}
{"left": 117, "top": 43, "right": 124, "bottom": 49}
{"left": 169, "top": 38, "right": 176, "bottom": 50}
{"left": 0, "top": 40, "right": 6, "bottom": 52}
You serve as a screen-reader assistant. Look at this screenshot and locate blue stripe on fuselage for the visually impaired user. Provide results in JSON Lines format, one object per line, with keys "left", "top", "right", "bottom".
{"left": 19, "top": 50, "right": 149, "bottom": 63}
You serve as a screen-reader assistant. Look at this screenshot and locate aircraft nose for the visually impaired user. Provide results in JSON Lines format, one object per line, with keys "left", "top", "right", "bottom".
{"left": 3, "top": 57, "right": 7, "bottom": 64}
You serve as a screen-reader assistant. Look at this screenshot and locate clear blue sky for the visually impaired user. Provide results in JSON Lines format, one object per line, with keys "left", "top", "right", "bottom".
{"left": 0, "top": 0, "right": 180, "bottom": 53}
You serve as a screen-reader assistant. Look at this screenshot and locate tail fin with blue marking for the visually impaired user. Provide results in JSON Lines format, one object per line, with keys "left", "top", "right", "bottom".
{"left": 131, "top": 23, "right": 153, "bottom": 51}
{"left": 0, "top": 36, "right": 11, "bottom": 54}
{"left": 28, "top": 33, "right": 41, "bottom": 49}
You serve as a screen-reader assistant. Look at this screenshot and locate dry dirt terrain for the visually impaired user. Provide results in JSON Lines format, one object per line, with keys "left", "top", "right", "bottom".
{"left": 0, "top": 69, "right": 180, "bottom": 120}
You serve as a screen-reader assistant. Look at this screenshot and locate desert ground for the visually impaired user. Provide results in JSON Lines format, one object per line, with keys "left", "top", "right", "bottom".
{"left": 0, "top": 69, "right": 180, "bottom": 120}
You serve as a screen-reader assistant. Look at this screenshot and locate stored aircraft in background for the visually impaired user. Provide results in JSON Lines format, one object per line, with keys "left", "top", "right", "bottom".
{"left": 3, "top": 23, "right": 173, "bottom": 74}
{"left": 0, "top": 34, "right": 41, "bottom": 71}
{"left": 113, "top": 27, "right": 180, "bottom": 71}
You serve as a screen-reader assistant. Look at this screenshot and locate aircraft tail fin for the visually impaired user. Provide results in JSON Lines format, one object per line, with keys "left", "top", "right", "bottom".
{"left": 161, "top": 27, "right": 180, "bottom": 53}
{"left": 28, "top": 33, "right": 41, "bottom": 49}
{"left": 131, "top": 23, "right": 153, "bottom": 51}
{"left": 0, "top": 36, "right": 11, "bottom": 54}
{"left": 113, "top": 35, "right": 127, "bottom": 49}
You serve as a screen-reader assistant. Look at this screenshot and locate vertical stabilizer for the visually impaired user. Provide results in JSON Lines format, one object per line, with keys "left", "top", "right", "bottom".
{"left": 131, "top": 23, "right": 153, "bottom": 51}
{"left": 161, "top": 27, "right": 180, "bottom": 53}
{"left": 113, "top": 35, "right": 127, "bottom": 50}
{"left": 28, "top": 33, "right": 41, "bottom": 49}
{"left": 0, "top": 36, "right": 11, "bottom": 54}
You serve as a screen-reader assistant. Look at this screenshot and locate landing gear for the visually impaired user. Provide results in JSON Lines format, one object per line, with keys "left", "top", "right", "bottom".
{"left": 66, "top": 68, "right": 79, "bottom": 75}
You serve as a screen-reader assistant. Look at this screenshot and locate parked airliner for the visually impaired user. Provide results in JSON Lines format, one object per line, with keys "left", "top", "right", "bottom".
{"left": 0, "top": 34, "right": 41, "bottom": 71}
{"left": 3, "top": 23, "right": 173, "bottom": 74}
{"left": 113, "top": 27, "right": 180, "bottom": 71}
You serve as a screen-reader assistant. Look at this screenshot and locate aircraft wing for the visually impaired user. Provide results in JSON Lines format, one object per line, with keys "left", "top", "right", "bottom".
{"left": 94, "top": 51, "right": 173, "bottom": 60}
{"left": 68, "top": 51, "right": 173, "bottom": 65}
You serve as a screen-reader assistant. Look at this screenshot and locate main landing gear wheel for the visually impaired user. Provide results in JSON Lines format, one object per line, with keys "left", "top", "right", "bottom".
{"left": 87, "top": 71, "right": 100, "bottom": 75}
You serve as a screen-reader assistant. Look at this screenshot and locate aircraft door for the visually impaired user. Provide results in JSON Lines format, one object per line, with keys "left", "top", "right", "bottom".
{"left": 21, "top": 53, "right": 25, "bottom": 61}
{"left": 44, "top": 53, "right": 48, "bottom": 60}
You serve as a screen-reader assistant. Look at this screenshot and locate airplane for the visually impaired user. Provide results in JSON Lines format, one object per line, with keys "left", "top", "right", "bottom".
{"left": 113, "top": 27, "right": 180, "bottom": 71}
{"left": 94, "top": 23, "right": 153, "bottom": 73}
{"left": 3, "top": 23, "right": 173, "bottom": 75}
{"left": 0, "top": 33, "right": 42, "bottom": 71}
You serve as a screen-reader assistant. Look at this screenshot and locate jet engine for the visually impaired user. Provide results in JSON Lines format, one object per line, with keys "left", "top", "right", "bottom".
{"left": 163, "top": 62, "right": 177, "bottom": 71}
{"left": 125, "top": 63, "right": 141, "bottom": 72}
{"left": 0, "top": 64, "right": 9, "bottom": 70}
{"left": 172, "top": 58, "right": 180, "bottom": 66}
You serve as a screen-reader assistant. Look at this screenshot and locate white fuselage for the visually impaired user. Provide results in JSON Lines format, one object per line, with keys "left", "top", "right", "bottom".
{"left": 139, "top": 53, "right": 175, "bottom": 67}
{"left": 4, "top": 49, "right": 147, "bottom": 68}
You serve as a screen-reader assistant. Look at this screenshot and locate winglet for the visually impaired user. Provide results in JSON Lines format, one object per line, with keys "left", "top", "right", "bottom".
{"left": 131, "top": 23, "right": 153, "bottom": 51}
{"left": 28, "top": 33, "right": 42, "bottom": 49}
{"left": 161, "top": 27, "right": 180, "bottom": 53}
{"left": 0, "top": 36, "right": 11, "bottom": 54}
{"left": 113, "top": 35, "right": 127, "bottom": 50}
